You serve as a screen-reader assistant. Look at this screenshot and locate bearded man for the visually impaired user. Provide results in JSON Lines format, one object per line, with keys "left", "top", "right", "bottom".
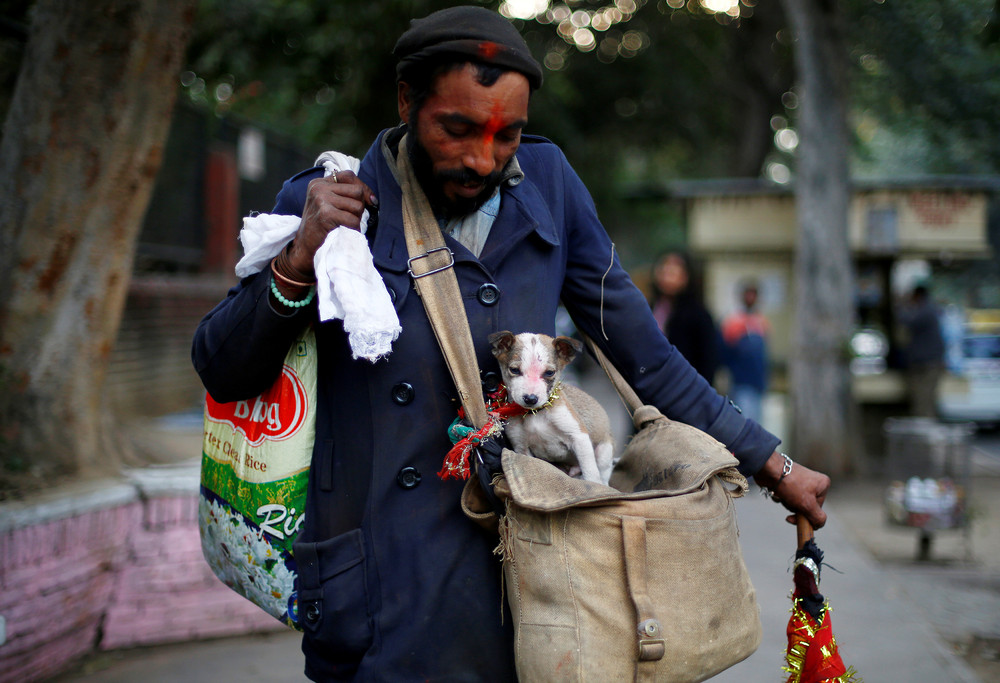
{"left": 193, "top": 6, "right": 831, "bottom": 681}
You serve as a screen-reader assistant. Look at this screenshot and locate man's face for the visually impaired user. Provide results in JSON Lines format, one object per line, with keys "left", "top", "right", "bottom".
{"left": 399, "top": 63, "right": 530, "bottom": 217}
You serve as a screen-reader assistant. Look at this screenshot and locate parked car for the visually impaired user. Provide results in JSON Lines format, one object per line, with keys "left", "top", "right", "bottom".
{"left": 937, "top": 331, "right": 1000, "bottom": 426}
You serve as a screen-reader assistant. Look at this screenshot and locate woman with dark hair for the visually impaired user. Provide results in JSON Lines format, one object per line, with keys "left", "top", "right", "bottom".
{"left": 650, "top": 250, "right": 720, "bottom": 384}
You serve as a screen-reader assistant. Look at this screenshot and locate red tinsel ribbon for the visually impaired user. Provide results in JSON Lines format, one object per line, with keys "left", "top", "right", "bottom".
{"left": 438, "top": 386, "right": 528, "bottom": 481}
{"left": 784, "top": 600, "right": 859, "bottom": 683}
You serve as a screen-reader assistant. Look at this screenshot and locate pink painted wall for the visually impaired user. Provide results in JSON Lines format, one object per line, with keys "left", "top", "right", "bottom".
{"left": 0, "top": 485, "right": 285, "bottom": 683}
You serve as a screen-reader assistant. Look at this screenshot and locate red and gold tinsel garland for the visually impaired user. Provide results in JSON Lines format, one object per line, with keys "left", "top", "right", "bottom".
{"left": 784, "top": 597, "right": 861, "bottom": 683}
{"left": 438, "top": 386, "right": 528, "bottom": 481}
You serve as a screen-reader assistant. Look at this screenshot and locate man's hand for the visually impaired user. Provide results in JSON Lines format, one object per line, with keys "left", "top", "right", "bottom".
{"left": 753, "top": 450, "right": 831, "bottom": 529}
{"left": 287, "top": 170, "right": 378, "bottom": 276}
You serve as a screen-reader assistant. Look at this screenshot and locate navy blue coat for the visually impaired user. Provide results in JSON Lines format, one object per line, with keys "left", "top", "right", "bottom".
{"left": 192, "top": 128, "right": 780, "bottom": 682}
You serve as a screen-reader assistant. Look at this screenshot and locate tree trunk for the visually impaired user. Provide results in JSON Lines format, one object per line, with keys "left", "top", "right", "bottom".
{"left": 780, "top": 0, "right": 856, "bottom": 475}
{"left": 0, "top": 0, "right": 196, "bottom": 485}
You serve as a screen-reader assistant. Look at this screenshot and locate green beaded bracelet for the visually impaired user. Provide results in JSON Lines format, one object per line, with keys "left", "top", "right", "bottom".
{"left": 270, "top": 274, "right": 316, "bottom": 308}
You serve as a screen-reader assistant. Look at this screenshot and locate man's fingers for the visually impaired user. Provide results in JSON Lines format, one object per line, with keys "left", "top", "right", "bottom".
{"left": 304, "top": 176, "right": 373, "bottom": 232}
{"left": 309, "top": 174, "right": 368, "bottom": 202}
{"left": 774, "top": 464, "right": 831, "bottom": 530}
{"left": 315, "top": 198, "right": 365, "bottom": 231}
{"left": 787, "top": 506, "right": 827, "bottom": 529}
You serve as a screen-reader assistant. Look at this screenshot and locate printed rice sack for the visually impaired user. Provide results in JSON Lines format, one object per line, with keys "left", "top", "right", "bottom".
{"left": 199, "top": 328, "right": 316, "bottom": 629}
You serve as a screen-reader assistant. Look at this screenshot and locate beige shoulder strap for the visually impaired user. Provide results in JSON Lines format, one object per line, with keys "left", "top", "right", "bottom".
{"left": 395, "top": 136, "right": 490, "bottom": 429}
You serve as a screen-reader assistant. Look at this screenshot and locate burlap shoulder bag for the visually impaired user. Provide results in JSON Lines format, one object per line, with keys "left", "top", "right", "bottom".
{"left": 492, "top": 343, "right": 761, "bottom": 682}
{"left": 396, "top": 141, "right": 760, "bottom": 681}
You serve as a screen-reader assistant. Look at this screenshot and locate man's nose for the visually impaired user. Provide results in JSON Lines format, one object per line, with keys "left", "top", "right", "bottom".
{"left": 463, "top": 137, "right": 496, "bottom": 178}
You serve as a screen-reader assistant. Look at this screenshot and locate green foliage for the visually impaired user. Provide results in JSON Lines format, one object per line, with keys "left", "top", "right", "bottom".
{"left": 184, "top": 1, "right": 792, "bottom": 181}
{"left": 847, "top": 0, "right": 1000, "bottom": 174}
{"left": 180, "top": 0, "right": 1000, "bottom": 257}
{"left": 185, "top": 0, "right": 470, "bottom": 156}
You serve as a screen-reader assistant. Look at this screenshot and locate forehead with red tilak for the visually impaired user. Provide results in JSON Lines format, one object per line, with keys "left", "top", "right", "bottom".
{"left": 481, "top": 105, "right": 505, "bottom": 145}
{"left": 475, "top": 43, "right": 517, "bottom": 145}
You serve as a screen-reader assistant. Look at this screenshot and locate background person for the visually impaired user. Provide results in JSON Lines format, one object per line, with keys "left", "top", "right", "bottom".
{"left": 650, "top": 249, "right": 720, "bottom": 385}
{"left": 722, "top": 279, "right": 770, "bottom": 423}
{"left": 898, "top": 283, "right": 946, "bottom": 418}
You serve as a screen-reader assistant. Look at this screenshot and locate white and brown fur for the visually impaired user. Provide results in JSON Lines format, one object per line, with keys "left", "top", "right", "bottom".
{"left": 488, "top": 331, "right": 615, "bottom": 485}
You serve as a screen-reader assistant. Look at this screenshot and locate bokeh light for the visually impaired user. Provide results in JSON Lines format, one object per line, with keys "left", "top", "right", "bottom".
{"left": 766, "top": 162, "right": 791, "bottom": 184}
{"left": 500, "top": 0, "right": 551, "bottom": 21}
{"left": 775, "top": 127, "right": 799, "bottom": 152}
{"left": 531, "top": 1, "right": 648, "bottom": 56}
{"left": 700, "top": 0, "right": 741, "bottom": 16}
{"left": 573, "top": 28, "right": 597, "bottom": 51}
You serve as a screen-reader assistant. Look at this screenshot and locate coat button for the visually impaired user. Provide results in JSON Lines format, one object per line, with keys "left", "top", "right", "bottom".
{"left": 482, "top": 371, "right": 501, "bottom": 394}
{"left": 304, "top": 602, "right": 321, "bottom": 623}
{"left": 391, "top": 382, "right": 414, "bottom": 405}
{"left": 477, "top": 283, "right": 500, "bottom": 306}
{"left": 397, "top": 466, "right": 422, "bottom": 490}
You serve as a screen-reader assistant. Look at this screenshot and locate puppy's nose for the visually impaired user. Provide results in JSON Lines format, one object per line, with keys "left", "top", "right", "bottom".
{"left": 522, "top": 394, "right": 538, "bottom": 406}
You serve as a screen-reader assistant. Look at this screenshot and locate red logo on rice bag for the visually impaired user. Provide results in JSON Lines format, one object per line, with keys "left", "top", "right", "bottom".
{"left": 205, "top": 365, "right": 309, "bottom": 446}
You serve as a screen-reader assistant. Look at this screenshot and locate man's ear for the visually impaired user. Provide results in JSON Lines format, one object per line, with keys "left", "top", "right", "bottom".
{"left": 398, "top": 81, "right": 412, "bottom": 124}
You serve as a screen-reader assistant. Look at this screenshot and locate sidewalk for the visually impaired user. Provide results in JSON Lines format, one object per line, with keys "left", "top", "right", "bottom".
{"left": 52, "top": 482, "right": 987, "bottom": 683}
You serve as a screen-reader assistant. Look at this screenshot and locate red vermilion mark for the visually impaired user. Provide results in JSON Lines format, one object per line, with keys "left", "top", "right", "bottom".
{"left": 478, "top": 41, "right": 500, "bottom": 59}
{"left": 480, "top": 103, "right": 506, "bottom": 153}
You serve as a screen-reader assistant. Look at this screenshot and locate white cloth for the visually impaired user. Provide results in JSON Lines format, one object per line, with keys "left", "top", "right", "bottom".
{"left": 233, "top": 152, "right": 401, "bottom": 362}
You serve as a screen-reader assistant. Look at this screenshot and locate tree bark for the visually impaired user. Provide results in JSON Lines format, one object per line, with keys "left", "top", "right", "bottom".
{"left": 0, "top": 0, "right": 196, "bottom": 484}
{"left": 780, "top": 0, "right": 856, "bottom": 475}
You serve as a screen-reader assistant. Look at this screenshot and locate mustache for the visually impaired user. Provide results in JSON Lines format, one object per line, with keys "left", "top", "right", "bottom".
{"left": 436, "top": 166, "right": 501, "bottom": 187}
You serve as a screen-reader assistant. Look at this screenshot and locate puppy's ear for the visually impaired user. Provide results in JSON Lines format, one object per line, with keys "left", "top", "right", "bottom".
{"left": 488, "top": 330, "right": 516, "bottom": 357}
{"left": 553, "top": 336, "right": 583, "bottom": 366}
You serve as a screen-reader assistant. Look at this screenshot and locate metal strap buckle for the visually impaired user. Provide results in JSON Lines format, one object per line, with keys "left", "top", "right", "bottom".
{"left": 636, "top": 619, "right": 665, "bottom": 661}
{"left": 407, "top": 247, "right": 455, "bottom": 279}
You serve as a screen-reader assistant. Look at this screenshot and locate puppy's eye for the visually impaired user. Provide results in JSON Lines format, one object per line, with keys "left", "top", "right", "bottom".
{"left": 509, "top": 367, "right": 521, "bottom": 376}
{"left": 543, "top": 370, "right": 555, "bottom": 379}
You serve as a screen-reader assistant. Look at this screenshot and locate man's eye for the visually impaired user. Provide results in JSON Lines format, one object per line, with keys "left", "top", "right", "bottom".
{"left": 509, "top": 367, "right": 521, "bottom": 376}
{"left": 497, "top": 131, "right": 519, "bottom": 144}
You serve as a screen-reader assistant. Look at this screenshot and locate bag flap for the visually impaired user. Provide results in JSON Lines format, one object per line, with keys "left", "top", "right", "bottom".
{"left": 610, "top": 405, "right": 743, "bottom": 496}
{"left": 499, "top": 450, "right": 624, "bottom": 511}
{"left": 498, "top": 405, "right": 745, "bottom": 512}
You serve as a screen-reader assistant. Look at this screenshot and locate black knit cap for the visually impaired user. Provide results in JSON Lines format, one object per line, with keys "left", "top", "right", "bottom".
{"left": 393, "top": 6, "right": 543, "bottom": 90}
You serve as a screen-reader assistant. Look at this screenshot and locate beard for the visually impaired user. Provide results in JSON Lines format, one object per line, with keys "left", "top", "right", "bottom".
{"left": 406, "top": 129, "right": 502, "bottom": 220}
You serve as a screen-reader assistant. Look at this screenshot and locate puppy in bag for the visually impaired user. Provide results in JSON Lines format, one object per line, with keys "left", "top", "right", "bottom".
{"left": 489, "top": 331, "right": 615, "bottom": 485}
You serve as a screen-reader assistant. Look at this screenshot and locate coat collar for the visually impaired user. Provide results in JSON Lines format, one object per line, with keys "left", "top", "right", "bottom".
{"left": 362, "top": 127, "right": 559, "bottom": 274}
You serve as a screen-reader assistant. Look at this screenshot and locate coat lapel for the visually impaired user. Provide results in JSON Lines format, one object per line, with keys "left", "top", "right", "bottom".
{"left": 365, "top": 139, "right": 560, "bottom": 276}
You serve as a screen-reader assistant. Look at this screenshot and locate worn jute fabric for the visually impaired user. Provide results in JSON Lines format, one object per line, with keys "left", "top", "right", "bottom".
{"left": 494, "top": 407, "right": 761, "bottom": 683}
